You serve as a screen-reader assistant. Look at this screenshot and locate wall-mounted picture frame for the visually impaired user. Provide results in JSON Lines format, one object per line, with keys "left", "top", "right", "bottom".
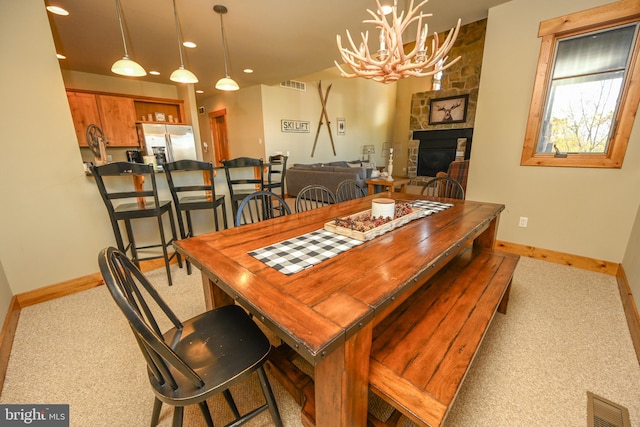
{"left": 337, "top": 117, "right": 346, "bottom": 135}
{"left": 428, "top": 94, "right": 469, "bottom": 125}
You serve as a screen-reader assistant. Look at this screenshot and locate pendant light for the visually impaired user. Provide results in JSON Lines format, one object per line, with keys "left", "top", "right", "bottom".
{"left": 111, "top": 0, "right": 146, "bottom": 77}
{"left": 169, "top": 0, "right": 198, "bottom": 83}
{"left": 213, "top": 5, "right": 239, "bottom": 91}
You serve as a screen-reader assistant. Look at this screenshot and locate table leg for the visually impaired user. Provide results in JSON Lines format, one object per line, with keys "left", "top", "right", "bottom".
{"left": 367, "top": 183, "right": 375, "bottom": 195}
{"left": 200, "top": 270, "right": 234, "bottom": 310}
{"left": 313, "top": 323, "right": 372, "bottom": 426}
{"left": 473, "top": 214, "right": 500, "bottom": 250}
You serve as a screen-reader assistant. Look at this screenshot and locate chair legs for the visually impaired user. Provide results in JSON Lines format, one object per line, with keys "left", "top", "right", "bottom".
{"left": 197, "top": 402, "right": 214, "bottom": 427}
{"left": 148, "top": 372, "right": 280, "bottom": 427}
{"left": 151, "top": 397, "right": 162, "bottom": 427}
{"left": 257, "top": 366, "right": 284, "bottom": 427}
{"left": 115, "top": 210, "right": 182, "bottom": 286}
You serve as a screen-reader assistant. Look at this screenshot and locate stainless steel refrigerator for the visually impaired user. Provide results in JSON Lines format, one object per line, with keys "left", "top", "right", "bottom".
{"left": 137, "top": 123, "right": 198, "bottom": 165}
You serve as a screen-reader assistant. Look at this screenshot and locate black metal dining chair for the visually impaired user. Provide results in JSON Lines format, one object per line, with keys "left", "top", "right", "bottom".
{"left": 263, "top": 154, "right": 288, "bottom": 197}
{"left": 235, "top": 191, "right": 291, "bottom": 226}
{"left": 98, "top": 247, "right": 283, "bottom": 427}
{"left": 421, "top": 176, "right": 465, "bottom": 200}
{"left": 222, "top": 157, "right": 265, "bottom": 219}
{"left": 295, "top": 184, "right": 337, "bottom": 213}
{"left": 91, "top": 162, "right": 181, "bottom": 286}
{"left": 336, "top": 179, "right": 367, "bottom": 202}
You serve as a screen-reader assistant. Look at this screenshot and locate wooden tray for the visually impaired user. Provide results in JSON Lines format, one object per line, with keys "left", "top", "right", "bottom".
{"left": 324, "top": 206, "right": 429, "bottom": 241}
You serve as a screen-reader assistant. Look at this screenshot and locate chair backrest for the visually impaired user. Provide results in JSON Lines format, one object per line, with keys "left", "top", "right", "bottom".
{"left": 421, "top": 177, "right": 465, "bottom": 200}
{"left": 235, "top": 191, "right": 291, "bottom": 226}
{"left": 164, "top": 160, "right": 218, "bottom": 207}
{"left": 266, "top": 154, "right": 288, "bottom": 195}
{"left": 98, "top": 247, "right": 204, "bottom": 391}
{"left": 222, "top": 157, "right": 264, "bottom": 197}
{"left": 437, "top": 159, "right": 469, "bottom": 193}
{"left": 295, "top": 185, "right": 337, "bottom": 213}
{"left": 336, "top": 179, "right": 366, "bottom": 202}
{"left": 90, "top": 162, "right": 162, "bottom": 213}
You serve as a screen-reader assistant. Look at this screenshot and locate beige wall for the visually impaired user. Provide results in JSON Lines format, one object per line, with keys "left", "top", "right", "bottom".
{"left": 197, "top": 85, "right": 266, "bottom": 160}
{"left": 197, "top": 67, "right": 397, "bottom": 168}
{"left": 0, "top": 0, "right": 114, "bottom": 298}
{"left": 261, "top": 67, "right": 397, "bottom": 166}
{"left": 469, "top": 0, "right": 640, "bottom": 263}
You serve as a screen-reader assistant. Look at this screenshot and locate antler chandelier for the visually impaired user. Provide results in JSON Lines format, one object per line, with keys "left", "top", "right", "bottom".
{"left": 335, "top": 0, "right": 461, "bottom": 83}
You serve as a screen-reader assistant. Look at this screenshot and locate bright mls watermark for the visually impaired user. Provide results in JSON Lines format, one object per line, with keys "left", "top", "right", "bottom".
{"left": 0, "top": 405, "right": 68, "bottom": 426}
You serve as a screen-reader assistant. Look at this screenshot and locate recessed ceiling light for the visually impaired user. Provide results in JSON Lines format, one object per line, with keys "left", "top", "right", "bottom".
{"left": 196, "top": 90, "right": 204, "bottom": 94}
{"left": 243, "top": 68, "right": 254, "bottom": 74}
{"left": 149, "top": 70, "right": 161, "bottom": 75}
{"left": 183, "top": 41, "right": 196, "bottom": 48}
{"left": 56, "top": 53, "right": 66, "bottom": 59}
{"left": 381, "top": 5, "right": 393, "bottom": 15}
{"left": 46, "top": 5, "right": 69, "bottom": 16}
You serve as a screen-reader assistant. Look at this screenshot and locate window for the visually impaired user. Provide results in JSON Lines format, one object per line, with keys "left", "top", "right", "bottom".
{"left": 521, "top": 0, "right": 640, "bottom": 168}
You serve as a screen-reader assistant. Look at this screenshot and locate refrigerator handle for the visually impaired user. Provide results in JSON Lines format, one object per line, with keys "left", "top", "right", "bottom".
{"left": 165, "top": 132, "right": 175, "bottom": 162}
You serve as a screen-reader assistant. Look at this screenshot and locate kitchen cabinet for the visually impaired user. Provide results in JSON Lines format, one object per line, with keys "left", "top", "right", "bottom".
{"left": 95, "top": 95, "right": 138, "bottom": 147}
{"left": 67, "top": 91, "right": 101, "bottom": 147}
{"left": 66, "top": 90, "right": 184, "bottom": 147}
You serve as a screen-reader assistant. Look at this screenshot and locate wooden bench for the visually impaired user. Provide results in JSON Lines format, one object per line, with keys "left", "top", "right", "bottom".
{"left": 368, "top": 247, "right": 519, "bottom": 427}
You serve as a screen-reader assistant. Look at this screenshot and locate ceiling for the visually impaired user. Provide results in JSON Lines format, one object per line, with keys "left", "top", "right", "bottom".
{"left": 46, "top": 0, "right": 510, "bottom": 99}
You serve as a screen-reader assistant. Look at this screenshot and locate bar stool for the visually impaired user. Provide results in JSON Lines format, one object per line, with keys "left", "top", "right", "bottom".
{"left": 263, "top": 154, "right": 288, "bottom": 197}
{"left": 164, "top": 160, "right": 228, "bottom": 274}
{"left": 90, "top": 162, "right": 182, "bottom": 286}
{"left": 222, "top": 157, "right": 265, "bottom": 219}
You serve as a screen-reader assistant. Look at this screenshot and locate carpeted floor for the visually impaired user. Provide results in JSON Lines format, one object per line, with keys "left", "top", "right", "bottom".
{"left": 1, "top": 256, "right": 639, "bottom": 426}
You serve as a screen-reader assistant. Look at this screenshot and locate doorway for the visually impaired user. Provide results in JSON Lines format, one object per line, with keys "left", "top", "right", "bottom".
{"left": 206, "top": 109, "right": 229, "bottom": 165}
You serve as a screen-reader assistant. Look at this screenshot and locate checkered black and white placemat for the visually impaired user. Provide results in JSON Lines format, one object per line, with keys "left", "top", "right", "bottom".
{"left": 409, "top": 200, "right": 454, "bottom": 212}
{"left": 249, "top": 200, "right": 452, "bottom": 275}
{"left": 249, "top": 229, "right": 364, "bottom": 275}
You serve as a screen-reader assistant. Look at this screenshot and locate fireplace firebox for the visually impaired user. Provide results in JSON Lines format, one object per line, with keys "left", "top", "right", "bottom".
{"left": 412, "top": 128, "right": 473, "bottom": 177}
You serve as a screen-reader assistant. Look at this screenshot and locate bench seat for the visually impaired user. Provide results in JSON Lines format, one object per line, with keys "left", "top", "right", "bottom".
{"left": 369, "top": 247, "right": 519, "bottom": 427}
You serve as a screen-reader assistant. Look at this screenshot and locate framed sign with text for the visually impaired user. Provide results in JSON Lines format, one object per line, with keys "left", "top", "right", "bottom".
{"left": 281, "top": 120, "right": 310, "bottom": 133}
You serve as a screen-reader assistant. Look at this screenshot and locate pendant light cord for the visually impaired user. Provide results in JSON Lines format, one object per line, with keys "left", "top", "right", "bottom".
{"left": 115, "top": 0, "right": 130, "bottom": 58}
{"left": 218, "top": 11, "right": 231, "bottom": 78}
{"left": 172, "top": 0, "right": 186, "bottom": 68}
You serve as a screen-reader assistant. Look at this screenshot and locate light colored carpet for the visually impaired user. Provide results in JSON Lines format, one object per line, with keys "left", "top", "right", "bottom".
{"left": 1, "top": 256, "right": 639, "bottom": 426}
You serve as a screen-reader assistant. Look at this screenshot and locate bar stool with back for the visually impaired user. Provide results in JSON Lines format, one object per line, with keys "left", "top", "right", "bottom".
{"left": 263, "top": 154, "right": 288, "bottom": 197}
{"left": 222, "top": 157, "right": 265, "bottom": 219}
{"left": 90, "top": 162, "right": 182, "bottom": 286}
{"left": 164, "top": 160, "right": 228, "bottom": 274}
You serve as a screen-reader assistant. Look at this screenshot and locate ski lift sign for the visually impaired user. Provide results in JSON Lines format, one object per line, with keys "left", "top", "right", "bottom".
{"left": 281, "top": 120, "right": 310, "bottom": 133}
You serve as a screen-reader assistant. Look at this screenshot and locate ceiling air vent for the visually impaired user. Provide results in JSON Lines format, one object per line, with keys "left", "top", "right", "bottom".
{"left": 280, "top": 80, "right": 306, "bottom": 91}
{"left": 587, "top": 392, "right": 631, "bottom": 427}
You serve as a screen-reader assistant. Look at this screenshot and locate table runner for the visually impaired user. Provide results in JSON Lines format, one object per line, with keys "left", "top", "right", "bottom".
{"left": 249, "top": 200, "right": 452, "bottom": 275}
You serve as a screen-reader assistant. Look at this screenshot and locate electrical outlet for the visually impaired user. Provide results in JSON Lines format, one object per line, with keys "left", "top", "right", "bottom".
{"left": 519, "top": 217, "right": 528, "bottom": 228}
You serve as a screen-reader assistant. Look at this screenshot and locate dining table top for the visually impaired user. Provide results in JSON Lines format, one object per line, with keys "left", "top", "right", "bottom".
{"left": 174, "top": 193, "right": 505, "bottom": 366}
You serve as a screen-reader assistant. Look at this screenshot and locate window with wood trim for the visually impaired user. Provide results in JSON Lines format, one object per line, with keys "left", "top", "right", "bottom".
{"left": 521, "top": 0, "right": 640, "bottom": 168}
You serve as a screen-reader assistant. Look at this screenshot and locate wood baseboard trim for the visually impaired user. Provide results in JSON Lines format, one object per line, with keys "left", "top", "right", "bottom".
{"left": 0, "top": 297, "right": 21, "bottom": 395}
{"left": 616, "top": 266, "right": 640, "bottom": 365}
{"left": 495, "top": 240, "right": 618, "bottom": 276}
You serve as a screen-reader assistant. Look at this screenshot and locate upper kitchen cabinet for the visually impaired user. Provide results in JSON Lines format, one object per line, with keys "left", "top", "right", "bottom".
{"left": 66, "top": 90, "right": 185, "bottom": 147}
{"left": 66, "top": 90, "right": 137, "bottom": 147}
{"left": 95, "top": 95, "right": 138, "bottom": 146}
{"left": 67, "top": 91, "right": 102, "bottom": 147}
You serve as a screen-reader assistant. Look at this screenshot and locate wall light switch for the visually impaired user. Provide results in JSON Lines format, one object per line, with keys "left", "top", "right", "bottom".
{"left": 519, "top": 217, "right": 528, "bottom": 227}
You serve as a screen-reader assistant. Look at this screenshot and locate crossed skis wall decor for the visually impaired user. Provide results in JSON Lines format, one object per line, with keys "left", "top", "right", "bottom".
{"left": 311, "top": 81, "right": 336, "bottom": 157}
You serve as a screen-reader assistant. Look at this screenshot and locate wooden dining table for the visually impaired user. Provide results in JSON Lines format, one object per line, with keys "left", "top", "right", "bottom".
{"left": 174, "top": 192, "right": 505, "bottom": 426}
